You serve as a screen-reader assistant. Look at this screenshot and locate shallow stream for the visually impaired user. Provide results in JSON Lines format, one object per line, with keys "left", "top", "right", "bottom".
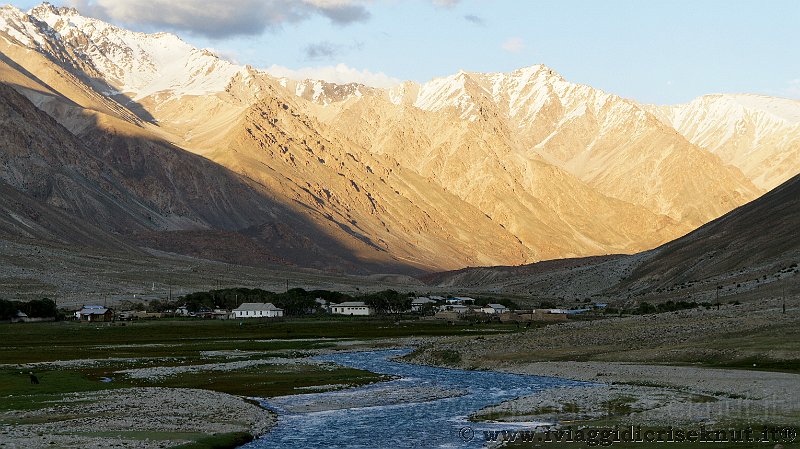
{"left": 245, "top": 348, "right": 585, "bottom": 448}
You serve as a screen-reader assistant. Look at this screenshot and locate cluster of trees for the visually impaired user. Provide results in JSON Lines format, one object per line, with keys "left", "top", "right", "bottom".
{"left": 607, "top": 300, "right": 711, "bottom": 316}
{"left": 151, "top": 288, "right": 353, "bottom": 316}
{"left": 148, "top": 287, "right": 521, "bottom": 317}
{"left": 361, "top": 290, "right": 412, "bottom": 314}
{"left": 0, "top": 298, "right": 58, "bottom": 320}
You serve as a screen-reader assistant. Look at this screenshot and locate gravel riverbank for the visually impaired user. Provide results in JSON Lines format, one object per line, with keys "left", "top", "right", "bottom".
{"left": 407, "top": 300, "right": 800, "bottom": 427}
{"left": 1, "top": 387, "right": 275, "bottom": 449}
{"left": 471, "top": 362, "right": 800, "bottom": 426}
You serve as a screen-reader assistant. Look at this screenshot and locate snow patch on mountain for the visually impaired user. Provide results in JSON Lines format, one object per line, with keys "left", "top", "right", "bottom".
{"left": 0, "top": 3, "right": 247, "bottom": 100}
{"left": 648, "top": 94, "right": 800, "bottom": 190}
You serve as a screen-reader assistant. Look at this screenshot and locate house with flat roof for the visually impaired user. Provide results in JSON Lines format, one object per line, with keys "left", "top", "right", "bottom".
{"left": 481, "top": 303, "right": 509, "bottom": 314}
{"left": 439, "top": 304, "right": 471, "bottom": 314}
{"left": 481, "top": 304, "right": 508, "bottom": 315}
{"left": 231, "top": 303, "right": 284, "bottom": 319}
{"left": 447, "top": 296, "right": 476, "bottom": 304}
{"left": 411, "top": 297, "right": 437, "bottom": 312}
{"left": 331, "top": 301, "right": 374, "bottom": 316}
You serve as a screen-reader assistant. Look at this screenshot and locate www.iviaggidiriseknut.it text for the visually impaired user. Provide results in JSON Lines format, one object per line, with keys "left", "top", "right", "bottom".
{"left": 457, "top": 425, "right": 797, "bottom": 446}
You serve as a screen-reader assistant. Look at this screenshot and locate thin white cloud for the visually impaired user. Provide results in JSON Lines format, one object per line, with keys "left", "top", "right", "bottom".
{"left": 68, "top": 0, "right": 371, "bottom": 38}
{"left": 502, "top": 37, "right": 524, "bottom": 53}
{"left": 67, "top": 0, "right": 464, "bottom": 38}
{"left": 786, "top": 79, "right": 800, "bottom": 98}
{"left": 265, "top": 63, "right": 401, "bottom": 88}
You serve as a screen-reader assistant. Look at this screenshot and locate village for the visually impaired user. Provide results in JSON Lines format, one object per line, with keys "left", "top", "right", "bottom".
{"left": 67, "top": 293, "right": 607, "bottom": 324}
{"left": 4, "top": 288, "right": 711, "bottom": 328}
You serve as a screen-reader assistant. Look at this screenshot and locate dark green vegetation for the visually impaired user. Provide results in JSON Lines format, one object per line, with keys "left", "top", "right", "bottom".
{"left": 0, "top": 318, "right": 516, "bottom": 363}
{"left": 0, "top": 297, "right": 58, "bottom": 320}
{"left": 173, "top": 432, "right": 254, "bottom": 449}
{"left": 425, "top": 349, "right": 463, "bottom": 365}
{"left": 631, "top": 300, "right": 712, "bottom": 315}
{"left": 0, "top": 369, "right": 118, "bottom": 412}
{"left": 0, "top": 318, "right": 517, "bottom": 445}
{"left": 161, "top": 287, "right": 349, "bottom": 315}
{"left": 0, "top": 317, "right": 517, "bottom": 399}
{"left": 154, "top": 287, "right": 414, "bottom": 315}
{"left": 158, "top": 287, "right": 519, "bottom": 316}
{"left": 597, "top": 300, "right": 714, "bottom": 316}
{"left": 146, "top": 364, "right": 389, "bottom": 398}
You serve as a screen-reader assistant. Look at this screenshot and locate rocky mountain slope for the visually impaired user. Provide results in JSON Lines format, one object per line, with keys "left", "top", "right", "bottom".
{"left": 0, "top": 3, "right": 795, "bottom": 276}
{"left": 623, "top": 172, "right": 800, "bottom": 289}
{"left": 647, "top": 94, "right": 800, "bottom": 191}
{"left": 0, "top": 80, "right": 397, "bottom": 272}
{"left": 391, "top": 67, "right": 758, "bottom": 225}
{"left": 425, "top": 174, "right": 800, "bottom": 304}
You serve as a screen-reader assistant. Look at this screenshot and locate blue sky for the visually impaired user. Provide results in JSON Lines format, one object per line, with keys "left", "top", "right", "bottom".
{"left": 10, "top": 0, "right": 800, "bottom": 104}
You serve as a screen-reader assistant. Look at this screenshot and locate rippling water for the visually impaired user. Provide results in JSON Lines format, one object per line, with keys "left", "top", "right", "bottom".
{"left": 243, "top": 349, "right": 586, "bottom": 448}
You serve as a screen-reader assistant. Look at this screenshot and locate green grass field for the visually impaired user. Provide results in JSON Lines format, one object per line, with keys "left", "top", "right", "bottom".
{"left": 0, "top": 317, "right": 514, "bottom": 363}
{"left": 0, "top": 317, "right": 516, "bottom": 405}
{"left": 0, "top": 317, "right": 517, "bottom": 446}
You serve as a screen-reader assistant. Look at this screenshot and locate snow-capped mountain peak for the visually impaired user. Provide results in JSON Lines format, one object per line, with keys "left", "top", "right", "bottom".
{"left": 647, "top": 93, "right": 800, "bottom": 191}
{"left": 28, "top": 2, "right": 79, "bottom": 19}
{"left": 1, "top": 3, "right": 248, "bottom": 100}
{"left": 403, "top": 63, "right": 640, "bottom": 133}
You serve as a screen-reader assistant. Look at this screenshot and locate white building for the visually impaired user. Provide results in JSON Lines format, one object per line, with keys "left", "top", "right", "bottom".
{"left": 447, "top": 296, "right": 476, "bottom": 304}
{"left": 411, "top": 297, "right": 437, "bottom": 312}
{"left": 331, "top": 301, "right": 374, "bottom": 316}
{"left": 439, "top": 304, "right": 471, "bottom": 314}
{"left": 231, "top": 303, "right": 284, "bottom": 318}
{"left": 481, "top": 304, "right": 509, "bottom": 314}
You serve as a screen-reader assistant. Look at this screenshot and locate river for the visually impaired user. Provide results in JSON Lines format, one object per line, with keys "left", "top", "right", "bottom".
{"left": 243, "top": 349, "right": 587, "bottom": 448}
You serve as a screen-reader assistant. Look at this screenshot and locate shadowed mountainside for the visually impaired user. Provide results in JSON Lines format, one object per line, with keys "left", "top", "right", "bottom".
{"left": 425, "top": 173, "right": 800, "bottom": 301}
{"left": 623, "top": 172, "right": 800, "bottom": 289}
{"left": 0, "top": 82, "right": 417, "bottom": 273}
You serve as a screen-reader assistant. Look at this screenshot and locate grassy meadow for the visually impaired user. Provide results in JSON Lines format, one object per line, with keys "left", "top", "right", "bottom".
{"left": 0, "top": 317, "right": 517, "bottom": 407}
